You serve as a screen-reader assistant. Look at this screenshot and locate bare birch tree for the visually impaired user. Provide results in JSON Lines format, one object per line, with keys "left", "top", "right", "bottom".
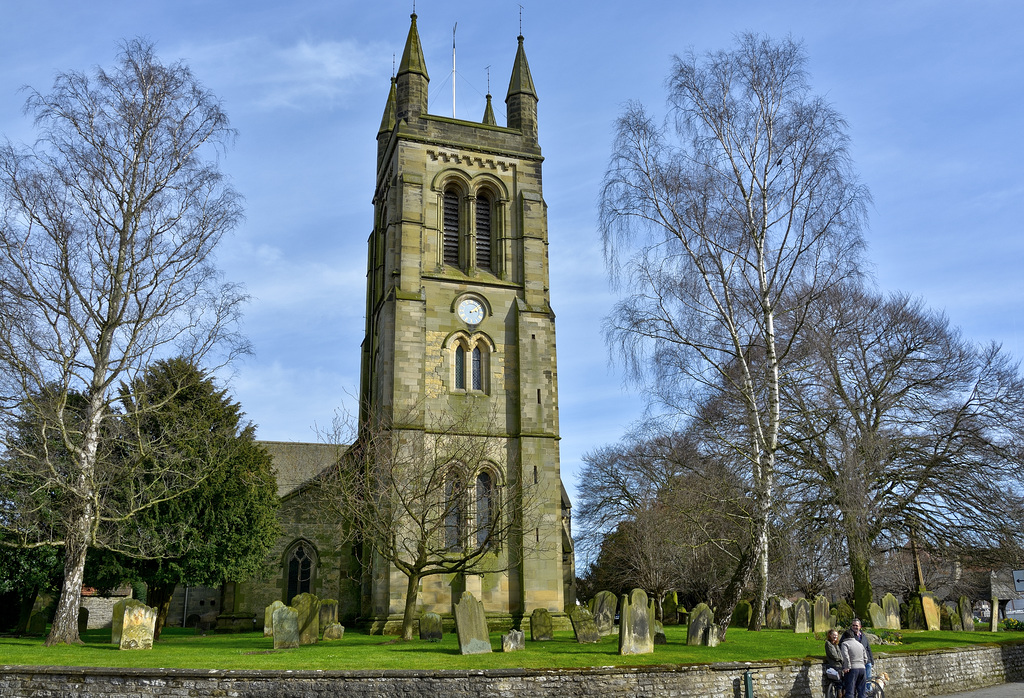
{"left": 600, "top": 34, "right": 867, "bottom": 634}
{"left": 0, "top": 40, "right": 246, "bottom": 645}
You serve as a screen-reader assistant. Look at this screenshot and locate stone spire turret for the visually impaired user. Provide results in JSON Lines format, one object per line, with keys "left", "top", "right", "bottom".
{"left": 505, "top": 35, "right": 537, "bottom": 141}
{"left": 379, "top": 77, "right": 397, "bottom": 136}
{"left": 396, "top": 13, "right": 429, "bottom": 121}
{"left": 482, "top": 93, "right": 497, "bottom": 126}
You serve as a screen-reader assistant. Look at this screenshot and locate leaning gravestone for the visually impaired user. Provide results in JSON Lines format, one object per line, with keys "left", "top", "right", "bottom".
{"left": 115, "top": 599, "right": 157, "bottom": 650}
{"left": 291, "top": 593, "right": 320, "bottom": 645}
{"left": 264, "top": 600, "right": 285, "bottom": 637}
{"left": 319, "top": 599, "right": 339, "bottom": 632}
{"left": 454, "top": 591, "right": 492, "bottom": 655}
{"left": 813, "top": 595, "right": 830, "bottom": 633}
{"left": 618, "top": 589, "right": 653, "bottom": 655}
{"left": 568, "top": 606, "right": 600, "bottom": 643}
{"left": 530, "top": 607, "right": 554, "bottom": 641}
{"left": 766, "top": 596, "right": 783, "bottom": 630}
{"left": 868, "top": 602, "right": 886, "bottom": 631}
{"left": 663, "top": 591, "right": 679, "bottom": 625}
{"left": 792, "top": 598, "right": 811, "bottom": 633}
{"left": 322, "top": 623, "right": 345, "bottom": 641}
{"left": 501, "top": 628, "right": 525, "bottom": 652}
{"left": 272, "top": 605, "right": 299, "bottom": 649}
{"left": 420, "top": 612, "right": 443, "bottom": 641}
{"left": 920, "top": 591, "right": 941, "bottom": 631}
{"left": 882, "top": 593, "right": 901, "bottom": 630}
{"left": 78, "top": 607, "right": 89, "bottom": 636}
{"left": 687, "top": 603, "right": 714, "bottom": 646}
{"left": 958, "top": 596, "right": 974, "bottom": 632}
{"left": 592, "top": 590, "right": 617, "bottom": 636}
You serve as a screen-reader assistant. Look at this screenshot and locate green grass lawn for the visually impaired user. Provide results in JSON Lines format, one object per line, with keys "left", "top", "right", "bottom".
{"left": 1, "top": 626, "right": 1021, "bottom": 672}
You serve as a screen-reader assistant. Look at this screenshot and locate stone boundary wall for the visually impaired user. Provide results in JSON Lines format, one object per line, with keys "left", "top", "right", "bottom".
{"left": 1, "top": 641, "right": 1022, "bottom": 697}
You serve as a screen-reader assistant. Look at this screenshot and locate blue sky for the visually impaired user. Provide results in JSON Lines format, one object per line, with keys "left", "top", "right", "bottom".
{"left": 1, "top": 1, "right": 1022, "bottom": 503}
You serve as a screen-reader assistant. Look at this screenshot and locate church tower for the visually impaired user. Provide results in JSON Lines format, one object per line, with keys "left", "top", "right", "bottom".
{"left": 360, "top": 14, "right": 570, "bottom": 630}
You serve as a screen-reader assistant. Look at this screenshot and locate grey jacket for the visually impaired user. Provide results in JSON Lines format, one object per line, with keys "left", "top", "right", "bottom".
{"left": 841, "top": 637, "right": 867, "bottom": 671}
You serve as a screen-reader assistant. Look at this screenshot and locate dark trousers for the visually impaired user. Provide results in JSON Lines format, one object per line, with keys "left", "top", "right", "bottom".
{"left": 844, "top": 668, "right": 866, "bottom": 698}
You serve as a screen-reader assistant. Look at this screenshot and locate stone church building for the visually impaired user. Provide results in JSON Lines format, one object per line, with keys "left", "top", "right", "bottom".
{"left": 193, "top": 14, "right": 574, "bottom": 634}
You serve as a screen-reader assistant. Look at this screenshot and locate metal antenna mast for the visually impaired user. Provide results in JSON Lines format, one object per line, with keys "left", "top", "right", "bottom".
{"left": 452, "top": 23, "right": 457, "bottom": 118}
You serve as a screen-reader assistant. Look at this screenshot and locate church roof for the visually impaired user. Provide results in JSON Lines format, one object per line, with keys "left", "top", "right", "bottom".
{"left": 258, "top": 440, "right": 345, "bottom": 498}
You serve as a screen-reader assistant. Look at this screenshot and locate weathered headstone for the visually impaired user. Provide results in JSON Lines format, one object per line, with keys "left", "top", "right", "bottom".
{"left": 882, "top": 593, "right": 901, "bottom": 630}
{"left": 117, "top": 599, "right": 157, "bottom": 650}
{"left": 958, "top": 596, "right": 974, "bottom": 632}
{"left": 907, "top": 597, "right": 926, "bottom": 630}
{"left": 653, "top": 619, "right": 666, "bottom": 645}
{"left": 264, "top": 600, "right": 285, "bottom": 637}
{"left": 111, "top": 598, "right": 128, "bottom": 644}
{"left": 318, "top": 599, "right": 339, "bottom": 632}
{"left": 26, "top": 613, "right": 46, "bottom": 636}
{"left": 781, "top": 603, "right": 792, "bottom": 628}
{"left": 731, "top": 600, "right": 751, "bottom": 628}
{"left": 766, "top": 596, "right": 783, "bottom": 630}
{"left": 291, "top": 593, "right": 320, "bottom": 645}
{"left": 272, "top": 605, "right": 299, "bottom": 649}
{"left": 813, "top": 595, "right": 830, "bottom": 633}
{"left": 990, "top": 597, "right": 1000, "bottom": 633}
{"left": 501, "top": 628, "right": 525, "bottom": 652}
{"left": 687, "top": 603, "right": 714, "bottom": 646}
{"left": 530, "top": 607, "right": 554, "bottom": 641}
{"left": 420, "top": 611, "right": 443, "bottom": 641}
{"left": 618, "top": 589, "right": 653, "bottom": 655}
{"left": 648, "top": 597, "right": 657, "bottom": 642}
{"left": 78, "top": 607, "right": 89, "bottom": 636}
{"left": 592, "top": 590, "right": 617, "bottom": 636}
{"left": 868, "top": 602, "right": 886, "bottom": 630}
{"left": 454, "top": 591, "right": 492, "bottom": 655}
{"left": 322, "top": 622, "right": 345, "bottom": 641}
{"left": 663, "top": 591, "right": 679, "bottom": 625}
{"left": 947, "top": 603, "right": 962, "bottom": 632}
{"left": 792, "top": 598, "right": 811, "bottom": 633}
{"left": 920, "top": 591, "right": 941, "bottom": 631}
{"left": 568, "top": 606, "right": 600, "bottom": 643}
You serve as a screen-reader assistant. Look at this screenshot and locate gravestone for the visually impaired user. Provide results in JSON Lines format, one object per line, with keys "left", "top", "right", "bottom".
{"left": 272, "top": 605, "right": 299, "bottom": 649}
{"left": 731, "top": 600, "right": 751, "bottom": 628}
{"left": 766, "top": 596, "right": 783, "bottom": 629}
{"left": 958, "top": 596, "right": 974, "bottom": 632}
{"left": 26, "top": 613, "right": 46, "bottom": 636}
{"left": 322, "top": 622, "right": 345, "bottom": 640}
{"left": 907, "top": 597, "right": 926, "bottom": 630}
{"left": 920, "top": 591, "right": 941, "bottom": 631}
{"left": 648, "top": 597, "right": 657, "bottom": 642}
{"left": 947, "top": 603, "right": 962, "bottom": 632}
{"left": 813, "top": 595, "right": 830, "bottom": 633}
{"left": 291, "top": 593, "right": 320, "bottom": 645}
{"left": 592, "top": 590, "right": 617, "bottom": 636}
{"left": 792, "top": 598, "right": 811, "bottom": 633}
{"left": 116, "top": 599, "right": 156, "bottom": 650}
{"left": 78, "top": 607, "right": 89, "bottom": 636}
{"left": 882, "top": 593, "right": 901, "bottom": 630}
{"left": 530, "top": 607, "right": 554, "bottom": 641}
{"left": 781, "top": 603, "right": 792, "bottom": 628}
{"left": 687, "top": 603, "right": 714, "bottom": 646}
{"left": 618, "top": 589, "right": 653, "bottom": 655}
{"left": 264, "top": 600, "right": 285, "bottom": 637}
{"left": 653, "top": 619, "right": 666, "bottom": 645}
{"left": 990, "top": 597, "right": 999, "bottom": 633}
{"left": 568, "top": 606, "right": 600, "bottom": 643}
{"left": 868, "top": 602, "right": 886, "bottom": 630}
{"left": 501, "top": 628, "right": 525, "bottom": 652}
{"left": 454, "top": 591, "right": 491, "bottom": 655}
{"left": 420, "top": 612, "right": 443, "bottom": 641}
{"left": 663, "top": 591, "right": 679, "bottom": 625}
{"left": 318, "top": 599, "right": 339, "bottom": 632}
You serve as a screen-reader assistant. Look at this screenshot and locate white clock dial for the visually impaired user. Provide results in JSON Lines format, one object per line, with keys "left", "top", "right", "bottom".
{"left": 457, "top": 298, "right": 485, "bottom": 325}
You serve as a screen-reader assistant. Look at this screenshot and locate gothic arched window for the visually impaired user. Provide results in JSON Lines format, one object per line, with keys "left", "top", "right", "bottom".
{"left": 472, "top": 346, "right": 482, "bottom": 391}
{"left": 455, "top": 345, "right": 466, "bottom": 390}
{"left": 443, "top": 188, "right": 460, "bottom": 267}
{"left": 445, "top": 473, "right": 466, "bottom": 551}
{"left": 285, "top": 541, "right": 317, "bottom": 604}
{"left": 476, "top": 470, "right": 494, "bottom": 548}
{"left": 475, "top": 193, "right": 491, "bottom": 271}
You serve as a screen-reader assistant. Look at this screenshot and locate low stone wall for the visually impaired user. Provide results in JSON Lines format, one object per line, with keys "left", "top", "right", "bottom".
{"left": 1, "top": 641, "right": 1022, "bottom": 697}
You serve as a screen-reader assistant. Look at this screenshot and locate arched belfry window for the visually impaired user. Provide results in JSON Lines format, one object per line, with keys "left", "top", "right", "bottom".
{"left": 476, "top": 470, "right": 494, "bottom": 548}
{"left": 443, "top": 188, "right": 460, "bottom": 267}
{"left": 475, "top": 193, "right": 491, "bottom": 271}
{"left": 285, "top": 541, "right": 317, "bottom": 604}
{"left": 449, "top": 333, "right": 490, "bottom": 394}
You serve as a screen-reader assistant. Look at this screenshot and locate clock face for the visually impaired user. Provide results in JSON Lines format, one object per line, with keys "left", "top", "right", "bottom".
{"left": 457, "top": 298, "right": 485, "bottom": 325}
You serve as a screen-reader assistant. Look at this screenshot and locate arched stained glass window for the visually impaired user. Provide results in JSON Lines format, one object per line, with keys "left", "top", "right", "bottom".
{"left": 286, "top": 541, "right": 315, "bottom": 604}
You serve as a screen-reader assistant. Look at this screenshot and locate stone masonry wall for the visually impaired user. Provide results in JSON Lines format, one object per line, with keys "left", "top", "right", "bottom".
{"left": 2, "top": 641, "right": 1022, "bottom": 697}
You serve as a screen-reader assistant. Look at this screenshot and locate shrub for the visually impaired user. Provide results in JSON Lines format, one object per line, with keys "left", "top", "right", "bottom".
{"left": 873, "top": 629, "right": 904, "bottom": 645}
{"left": 1001, "top": 618, "right": 1024, "bottom": 632}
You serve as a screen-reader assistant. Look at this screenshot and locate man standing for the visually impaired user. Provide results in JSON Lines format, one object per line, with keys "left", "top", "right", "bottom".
{"left": 841, "top": 630, "right": 868, "bottom": 698}
{"left": 842, "top": 618, "right": 874, "bottom": 679}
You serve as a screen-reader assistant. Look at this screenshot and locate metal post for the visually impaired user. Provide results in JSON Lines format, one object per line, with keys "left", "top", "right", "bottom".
{"left": 743, "top": 669, "right": 754, "bottom": 697}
